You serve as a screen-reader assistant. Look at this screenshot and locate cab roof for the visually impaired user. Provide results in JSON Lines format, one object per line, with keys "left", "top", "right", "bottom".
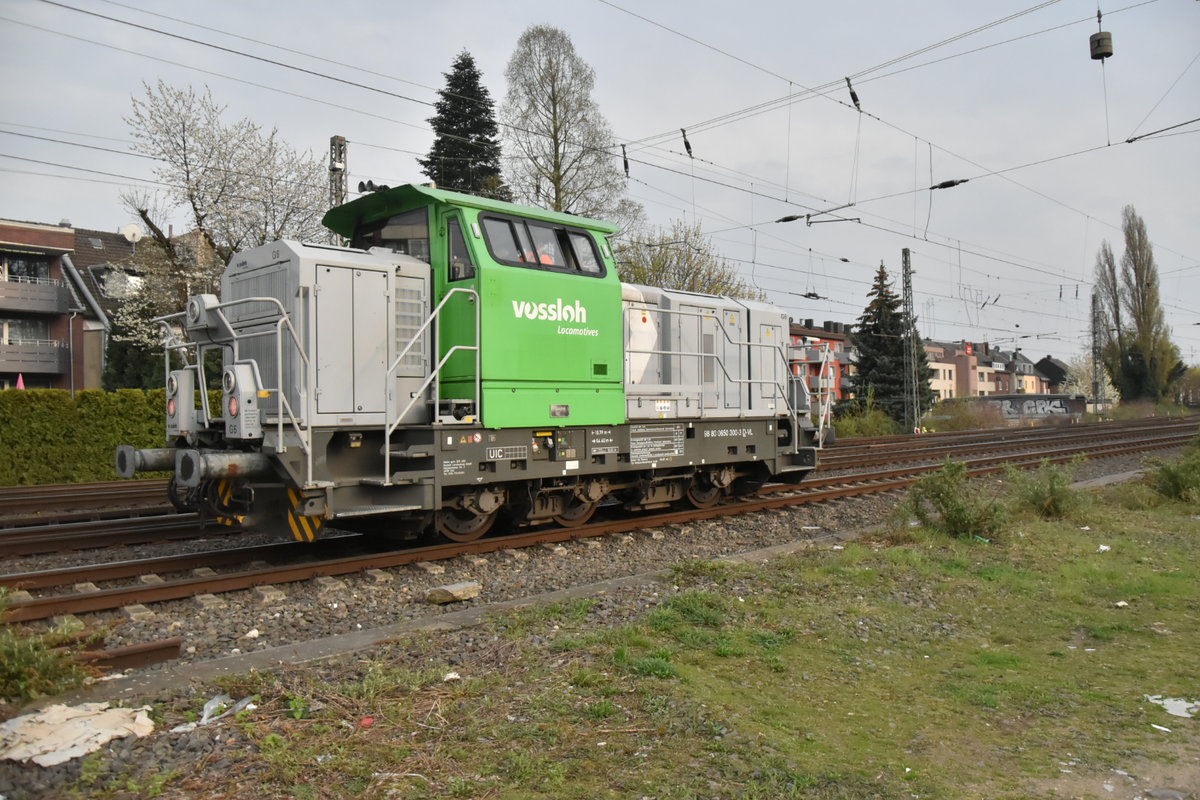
{"left": 321, "top": 184, "right": 621, "bottom": 238}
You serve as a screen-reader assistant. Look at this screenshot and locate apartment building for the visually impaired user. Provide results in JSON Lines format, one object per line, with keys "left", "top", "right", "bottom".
{"left": 0, "top": 219, "right": 133, "bottom": 391}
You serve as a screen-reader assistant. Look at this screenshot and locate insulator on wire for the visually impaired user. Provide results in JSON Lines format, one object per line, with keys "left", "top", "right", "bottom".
{"left": 621, "top": 145, "right": 629, "bottom": 178}
{"left": 845, "top": 77, "right": 861, "bottom": 111}
{"left": 1090, "top": 8, "right": 1113, "bottom": 60}
{"left": 680, "top": 128, "right": 693, "bottom": 158}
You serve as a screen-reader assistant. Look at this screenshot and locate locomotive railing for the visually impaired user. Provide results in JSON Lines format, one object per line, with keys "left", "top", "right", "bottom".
{"left": 154, "top": 296, "right": 314, "bottom": 482}
{"left": 379, "top": 287, "right": 480, "bottom": 485}
{"left": 623, "top": 305, "right": 811, "bottom": 452}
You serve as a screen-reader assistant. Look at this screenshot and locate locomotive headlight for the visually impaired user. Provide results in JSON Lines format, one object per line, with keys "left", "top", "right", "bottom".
{"left": 222, "top": 369, "right": 237, "bottom": 394}
{"left": 166, "top": 374, "right": 178, "bottom": 397}
{"left": 186, "top": 297, "right": 203, "bottom": 325}
{"left": 228, "top": 395, "right": 239, "bottom": 417}
{"left": 167, "top": 398, "right": 177, "bottom": 417}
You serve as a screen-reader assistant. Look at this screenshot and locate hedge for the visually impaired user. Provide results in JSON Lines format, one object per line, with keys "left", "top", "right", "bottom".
{"left": 0, "top": 389, "right": 170, "bottom": 486}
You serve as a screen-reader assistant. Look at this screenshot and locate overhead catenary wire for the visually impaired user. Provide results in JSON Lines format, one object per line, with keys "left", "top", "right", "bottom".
{"left": 21, "top": 0, "right": 1191, "bottom": 278}
{"left": 7, "top": 0, "right": 1190, "bottom": 347}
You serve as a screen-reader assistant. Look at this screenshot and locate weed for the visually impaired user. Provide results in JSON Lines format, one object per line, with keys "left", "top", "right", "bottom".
{"left": 630, "top": 656, "right": 678, "bottom": 679}
{"left": 286, "top": 695, "right": 309, "bottom": 719}
{"left": 0, "top": 589, "right": 92, "bottom": 701}
{"left": 260, "top": 733, "right": 287, "bottom": 752}
{"left": 1147, "top": 441, "right": 1200, "bottom": 502}
{"left": 832, "top": 407, "right": 902, "bottom": 439}
{"left": 710, "top": 634, "right": 745, "bottom": 657}
{"left": 665, "top": 591, "right": 728, "bottom": 627}
{"left": 1003, "top": 458, "right": 1085, "bottom": 519}
{"left": 670, "top": 558, "right": 735, "bottom": 584}
{"left": 1107, "top": 481, "right": 1166, "bottom": 510}
{"left": 497, "top": 598, "right": 599, "bottom": 639}
{"left": 749, "top": 628, "right": 796, "bottom": 651}
{"left": 585, "top": 698, "right": 618, "bottom": 719}
{"left": 501, "top": 750, "right": 566, "bottom": 784}
{"left": 906, "top": 459, "right": 1003, "bottom": 539}
{"left": 567, "top": 666, "right": 608, "bottom": 689}
{"left": 336, "top": 662, "right": 440, "bottom": 700}
{"left": 76, "top": 753, "right": 107, "bottom": 786}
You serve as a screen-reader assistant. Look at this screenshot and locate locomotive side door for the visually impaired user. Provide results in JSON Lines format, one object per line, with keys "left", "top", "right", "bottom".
{"left": 432, "top": 211, "right": 480, "bottom": 408}
{"left": 314, "top": 264, "right": 388, "bottom": 415}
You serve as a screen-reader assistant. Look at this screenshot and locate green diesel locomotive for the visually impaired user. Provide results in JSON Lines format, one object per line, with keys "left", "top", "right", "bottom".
{"left": 117, "top": 185, "right": 821, "bottom": 542}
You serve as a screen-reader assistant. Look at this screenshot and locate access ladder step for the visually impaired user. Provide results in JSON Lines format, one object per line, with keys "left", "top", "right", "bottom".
{"left": 359, "top": 473, "right": 434, "bottom": 487}
{"left": 331, "top": 504, "right": 424, "bottom": 519}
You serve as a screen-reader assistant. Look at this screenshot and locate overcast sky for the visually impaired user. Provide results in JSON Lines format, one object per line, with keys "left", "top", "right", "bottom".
{"left": 1, "top": 0, "right": 1197, "bottom": 362}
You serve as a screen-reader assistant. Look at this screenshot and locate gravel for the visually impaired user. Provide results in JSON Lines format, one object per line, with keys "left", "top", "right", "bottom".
{"left": 5, "top": 449, "right": 1172, "bottom": 668}
{"left": 0, "top": 447, "right": 1183, "bottom": 800}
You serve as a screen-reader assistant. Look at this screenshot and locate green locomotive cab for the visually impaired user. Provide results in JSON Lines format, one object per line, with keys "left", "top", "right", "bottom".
{"left": 323, "top": 185, "right": 625, "bottom": 429}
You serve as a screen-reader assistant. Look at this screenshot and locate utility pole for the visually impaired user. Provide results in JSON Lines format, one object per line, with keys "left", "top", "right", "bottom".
{"left": 901, "top": 248, "right": 921, "bottom": 432}
{"left": 328, "top": 135, "right": 348, "bottom": 245}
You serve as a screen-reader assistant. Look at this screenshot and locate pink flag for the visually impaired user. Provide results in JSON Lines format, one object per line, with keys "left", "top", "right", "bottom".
{"left": 15, "top": 373, "right": 24, "bottom": 390}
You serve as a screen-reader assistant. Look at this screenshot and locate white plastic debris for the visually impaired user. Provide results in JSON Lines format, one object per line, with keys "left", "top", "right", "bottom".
{"left": 1150, "top": 723, "right": 1172, "bottom": 733}
{"left": 1096, "top": 544, "right": 1111, "bottom": 553}
{"left": 1145, "top": 695, "right": 1199, "bottom": 718}
{"left": 170, "top": 694, "right": 256, "bottom": 733}
{"left": 1114, "top": 601, "right": 1129, "bottom": 608}
{"left": 0, "top": 703, "right": 153, "bottom": 767}
{"left": 442, "top": 671, "right": 462, "bottom": 683}
{"left": 1080, "top": 526, "right": 1091, "bottom": 531}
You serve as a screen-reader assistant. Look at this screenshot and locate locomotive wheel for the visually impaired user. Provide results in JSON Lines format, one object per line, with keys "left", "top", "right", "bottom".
{"left": 552, "top": 497, "right": 598, "bottom": 528}
{"left": 435, "top": 507, "right": 498, "bottom": 542}
{"left": 685, "top": 476, "right": 724, "bottom": 509}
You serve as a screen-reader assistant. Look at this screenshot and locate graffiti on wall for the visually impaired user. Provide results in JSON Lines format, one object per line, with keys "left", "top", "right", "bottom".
{"left": 982, "top": 395, "right": 1085, "bottom": 422}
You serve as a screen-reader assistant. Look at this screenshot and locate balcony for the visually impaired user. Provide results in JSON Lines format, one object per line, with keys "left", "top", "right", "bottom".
{"left": 0, "top": 276, "right": 70, "bottom": 314}
{"left": 0, "top": 339, "right": 70, "bottom": 374}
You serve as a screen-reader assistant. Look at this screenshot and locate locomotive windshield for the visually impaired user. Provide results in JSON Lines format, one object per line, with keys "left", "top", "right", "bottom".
{"left": 351, "top": 208, "right": 430, "bottom": 262}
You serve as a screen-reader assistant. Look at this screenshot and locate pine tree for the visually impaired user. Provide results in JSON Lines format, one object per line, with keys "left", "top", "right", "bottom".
{"left": 849, "top": 262, "right": 933, "bottom": 424}
{"left": 418, "top": 51, "right": 508, "bottom": 199}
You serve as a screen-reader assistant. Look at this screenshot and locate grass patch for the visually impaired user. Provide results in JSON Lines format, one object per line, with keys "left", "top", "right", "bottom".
{"left": 62, "top": 464, "right": 1200, "bottom": 799}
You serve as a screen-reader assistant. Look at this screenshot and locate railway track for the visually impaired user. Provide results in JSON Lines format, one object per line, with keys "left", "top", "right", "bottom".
{"left": 0, "top": 479, "right": 169, "bottom": 528}
{"left": 3, "top": 418, "right": 1194, "bottom": 625}
{"left": 2, "top": 417, "right": 1191, "bottom": 557}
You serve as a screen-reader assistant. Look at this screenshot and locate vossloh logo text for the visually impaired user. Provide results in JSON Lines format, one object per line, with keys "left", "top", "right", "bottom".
{"left": 511, "top": 298, "right": 587, "bottom": 324}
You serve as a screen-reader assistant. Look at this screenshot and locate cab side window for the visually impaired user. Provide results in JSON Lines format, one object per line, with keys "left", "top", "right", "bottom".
{"left": 480, "top": 215, "right": 606, "bottom": 277}
{"left": 447, "top": 218, "right": 475, "bottom": 281}
{"left": 351, "top": 208, "right": 430, "bottom": 262}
